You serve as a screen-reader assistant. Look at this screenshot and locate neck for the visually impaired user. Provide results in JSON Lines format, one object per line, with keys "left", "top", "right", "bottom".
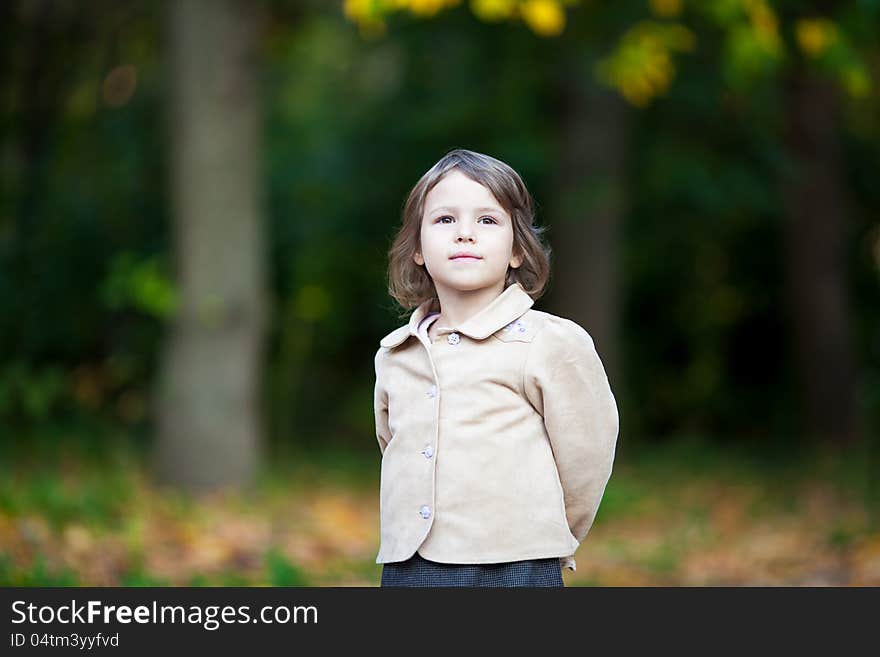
{"left": 433, "top": 281, "right": 506, "bottom": 329}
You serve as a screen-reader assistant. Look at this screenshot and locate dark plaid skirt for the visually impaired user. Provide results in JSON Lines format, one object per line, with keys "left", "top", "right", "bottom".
{"left": 380, "top": 551, "right": 564, "bottom": 588}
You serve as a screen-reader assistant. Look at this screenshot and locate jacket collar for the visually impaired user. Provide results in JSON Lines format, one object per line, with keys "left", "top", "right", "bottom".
{"left": 379, "top": 282, "right": 535, "bottom": 348}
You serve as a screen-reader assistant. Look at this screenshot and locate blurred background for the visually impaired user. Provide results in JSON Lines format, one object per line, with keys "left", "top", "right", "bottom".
{"left": 1, "top": 0, "right": 878, "bottom": 586}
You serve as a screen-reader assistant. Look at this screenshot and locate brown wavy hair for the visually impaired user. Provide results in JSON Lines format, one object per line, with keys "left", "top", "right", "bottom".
{"left": 387, "top": 148, "right": 551, "bottom": 316}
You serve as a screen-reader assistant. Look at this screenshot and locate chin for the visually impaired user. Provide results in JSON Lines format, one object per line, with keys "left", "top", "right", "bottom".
{"left": 440, "top": 278, "right": 501, "bottom": 292}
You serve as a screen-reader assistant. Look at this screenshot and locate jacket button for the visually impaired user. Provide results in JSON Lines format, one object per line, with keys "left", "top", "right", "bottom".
{"left": 422, "top": 444, "right": 434, "bottom": 459}
{"left": 426, "top": 384, "right": 437, "bottom": 398}
{"left": 419, "top": 505, "right": 432, "bottom": 519}
{"left": 447, "top": 332, "right": 460, "bottom": 345}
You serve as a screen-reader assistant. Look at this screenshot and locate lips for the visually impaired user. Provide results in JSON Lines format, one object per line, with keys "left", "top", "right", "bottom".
{"left": 450, "top": 254, "right": 482, "bottom": 260}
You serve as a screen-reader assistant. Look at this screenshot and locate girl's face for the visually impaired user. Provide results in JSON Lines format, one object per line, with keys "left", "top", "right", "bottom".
{"left": 414, "top": 170, "right": 522, "bottom": 297}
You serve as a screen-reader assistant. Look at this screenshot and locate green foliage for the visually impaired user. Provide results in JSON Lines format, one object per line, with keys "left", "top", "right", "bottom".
{"left": 0, "top": 362, "right": 67, "bottom": 422}
{"left": 0, "top": 450, "right": 134, "bottom": 530}
{"left": 265, "top": 549, "right": 310, "bottom": 586}
{"left": 100, "top": 252, "right": 177, "bottom": 319}
{"left": 0, "top": 433, "right": 876, "bottom": 585}
{"left": 1, "top": 0, "right": 878, "bottom": 451}
{"left": 119, "top": 565, "right": 170, "bottom": 587}
{"left": 0, "top": 554, "right": 79, "bottom": 586}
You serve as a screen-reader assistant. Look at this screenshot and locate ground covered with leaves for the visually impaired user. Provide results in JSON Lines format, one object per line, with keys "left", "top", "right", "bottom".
{"left": 1, "top": 434, "right": 877, "bottom": 586}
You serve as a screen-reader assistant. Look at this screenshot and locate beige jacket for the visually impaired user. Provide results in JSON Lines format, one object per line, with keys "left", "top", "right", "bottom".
{"left": 373, "top": 282, "right": 619, "bottom": 572}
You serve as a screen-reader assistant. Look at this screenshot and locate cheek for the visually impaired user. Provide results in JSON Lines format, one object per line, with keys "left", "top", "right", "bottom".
{"left": 417, "top": 225, "right": 431, "bottom": 255}
{"left": 499, "top": 230, "right": 516, "bottom": 256}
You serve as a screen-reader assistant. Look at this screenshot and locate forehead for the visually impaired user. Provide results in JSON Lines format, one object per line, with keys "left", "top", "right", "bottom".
{"left": 424, "top": 170, "right": 505, "bottom": 213}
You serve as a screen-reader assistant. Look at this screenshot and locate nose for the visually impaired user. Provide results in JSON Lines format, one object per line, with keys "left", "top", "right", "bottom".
{"left": 455, "top": 218, "right": 475, "bottom": 242}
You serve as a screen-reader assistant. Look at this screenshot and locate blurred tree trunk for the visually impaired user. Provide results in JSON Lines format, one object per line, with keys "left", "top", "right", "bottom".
{"left": 545, "top": 51, "right": 628, "bottom": 388}
{"left": 153, "top": 0, "right": 268, "bottom": 491}
{"left": 779, "top": 65, "right": 859, "bottom": 446}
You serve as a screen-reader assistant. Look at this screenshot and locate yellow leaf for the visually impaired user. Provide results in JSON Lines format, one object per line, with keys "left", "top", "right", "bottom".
{"left": 520, "top": 0, "right": 566, "bottom": 37}
{"left": 794, "top": 18, "right": 838, "bottom": 58}
{"left": 471, "top": 0, "right": 517, "bottom": 21}
{"left": 649, "top": 0, "right": 682, "bottom": 18}
{"left": 408, "top": 0, "right": 459, "bottom": 17}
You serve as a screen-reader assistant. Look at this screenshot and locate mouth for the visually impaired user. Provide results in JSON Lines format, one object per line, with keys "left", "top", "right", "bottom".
{"left": 450, "top": 255, "right": 482, "bottom": 260}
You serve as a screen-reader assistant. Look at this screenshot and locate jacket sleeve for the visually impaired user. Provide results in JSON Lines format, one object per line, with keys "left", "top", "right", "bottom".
{"left": 523, "top": 317, "right": 619, "bottom": 572}
{"left": 374, "top": 347, "right": 391, "bottom": 456}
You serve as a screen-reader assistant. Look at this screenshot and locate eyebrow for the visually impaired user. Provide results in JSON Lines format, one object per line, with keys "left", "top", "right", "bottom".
{"left": 428, "top": 206, "right": 506, "bottom": 215}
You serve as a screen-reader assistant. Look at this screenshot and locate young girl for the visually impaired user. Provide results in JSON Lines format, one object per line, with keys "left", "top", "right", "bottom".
{"left": 373, "top": 148, "right": 619, "bottom": 587}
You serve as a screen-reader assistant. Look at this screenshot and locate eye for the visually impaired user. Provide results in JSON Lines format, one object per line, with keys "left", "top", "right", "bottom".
{"left": 434, "top": 215, "right": 498, "bottom": 224}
